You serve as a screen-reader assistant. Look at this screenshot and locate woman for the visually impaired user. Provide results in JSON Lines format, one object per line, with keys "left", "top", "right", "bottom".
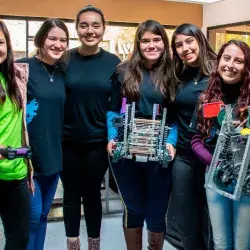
{"left": 165, "top": 23, "right": 216, "bottom": 250}
{"left": 17, "top": 19, "right": 69, "bottom": 250}
{"left": 107, "top": 19, "right": 177, "bottom": 250}
{"left": 62, "top": 5, "right": 120, "bottom": 250}
{"left": 192, "top": 40, "right": 250, "bottom": 250}
{"left": 0, "top": 20, "right": 32, "bottom": 250}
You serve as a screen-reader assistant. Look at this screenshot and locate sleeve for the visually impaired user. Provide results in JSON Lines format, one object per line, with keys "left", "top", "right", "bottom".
{"left": 165, "top": 101, "right": 178, "bottom": 147}
{"left": 165, "top": 123, "right": 178, "bottom": 147}
{"left": 108, "top": 72, "right": 122, "bottom": 112}
{"left": 191, "top": 134, "right": 213, "bottom": 165}
{"left": 106, "top": 111, "right": 122, "bottom": 142}
{"left": 107, "top": 72, "right": 123, "bottom": 142}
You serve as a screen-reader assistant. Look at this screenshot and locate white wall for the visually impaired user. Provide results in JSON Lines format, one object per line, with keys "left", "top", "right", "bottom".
{"left": 203, "top": 0, "right": 250, "bottom": 30}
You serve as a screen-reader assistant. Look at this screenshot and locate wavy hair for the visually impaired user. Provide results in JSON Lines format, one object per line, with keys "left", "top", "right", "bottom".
{"left": 171, "top": 23, "right": 216, "bottom": 82}
{"left": 117, "top": 19, "right": 175, "bottom": 103}
{"left": 197, "top": 40, "right": 250, "bottom": 138}
{"left": 0, "top": 21, "right": 22, "bottom": 109}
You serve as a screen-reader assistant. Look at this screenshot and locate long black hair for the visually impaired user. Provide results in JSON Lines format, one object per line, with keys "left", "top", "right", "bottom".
{"left": 0, "top": 21, "right": 22, "bottom": 109}
{"left": 171, "top": 23, "right": 216, "bottom": 81}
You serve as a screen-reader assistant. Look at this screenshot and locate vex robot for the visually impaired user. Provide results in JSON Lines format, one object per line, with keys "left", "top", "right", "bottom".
{"left": 111, "top": 102, "right": 172, "bottom": 168}
{"left": 205, "top": 104, "right": 250, "bottom": 200}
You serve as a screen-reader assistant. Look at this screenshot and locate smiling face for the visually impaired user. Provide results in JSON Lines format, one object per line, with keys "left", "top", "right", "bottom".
{"left": 139, "top": 31, "right": 164, "bottom": 68}
{"left": 41, "top": 27, "right": 68, "bottom": 63}
{"left": 77, "top": 11, "right": 105, "bottom": 49}
{"left": 175, "top": 34, "right": 199, "bottom": 67}
{"left": 218, "top": 44, "right": 245, "bottom": 84}
{"left": 0, "top": 30, "right": 7, "bottom": 65}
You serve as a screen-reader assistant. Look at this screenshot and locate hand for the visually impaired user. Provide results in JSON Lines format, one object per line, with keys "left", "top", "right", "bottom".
{"left": 107, "top": 140, "right": 116, "bottom": 156}
{"left": 0, "top": 145, "right": 6, "bottom": 160}
{"left": 166, "top": 143, "right": 176, "bottom": 160}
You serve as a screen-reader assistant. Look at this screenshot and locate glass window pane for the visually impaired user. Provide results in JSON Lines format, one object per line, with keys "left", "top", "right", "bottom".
{"left": 3, "top": 19, "right": 26, "bottom": 60}
{"left": 65, "top": 22, "right": 78, "bottom": 39}
{"left": 28, "top": 39, "right": 37, "bottom": 56}
{"left": 28, "top": 20, "right": 43, "bottom": 37}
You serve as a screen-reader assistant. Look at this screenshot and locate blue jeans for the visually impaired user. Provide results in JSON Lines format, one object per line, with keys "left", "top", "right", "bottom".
{"left": 26, "top": 174, "right": 59, "bottom": 250}
{"left": 206, "top": 189, "right": 250, "bottom": 250}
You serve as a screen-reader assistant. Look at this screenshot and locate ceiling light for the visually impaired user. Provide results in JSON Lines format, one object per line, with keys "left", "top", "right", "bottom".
{"left": 165, "top": 0, "right": 224, "bottom": 4}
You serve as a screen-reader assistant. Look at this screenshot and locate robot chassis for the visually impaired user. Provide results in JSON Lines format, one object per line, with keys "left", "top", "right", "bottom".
{"left": 205, "top": 105, "right": 250, "bottom": 200}
{"left": 111, "top": 102, "right": 172, "bottom": 168}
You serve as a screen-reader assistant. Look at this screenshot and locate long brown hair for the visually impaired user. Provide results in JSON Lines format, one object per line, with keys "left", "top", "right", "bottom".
{"left": 171, "top": 23, "right": 216, "bottom": 82}
{"left": 0, "top": 21, "right": 22, "bottom": 109}
{"left": 197, "top": 40, "right": 250, "bottom": 138}
{"left": 117, "top": 20, "right": 175, "bottom": 102}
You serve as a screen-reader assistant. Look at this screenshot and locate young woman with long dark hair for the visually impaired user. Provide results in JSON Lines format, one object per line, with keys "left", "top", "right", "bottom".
{"left": 192, "top": 40, "right": 250, "bottom": 250}
{"left": 0, "top": 20, "right": 32, "bottom": 250}
{"left": 165, "top": 23, "right": 216, "bottom": 250}
{"left": 62, "top": 5, "right": 121, "bottom": 250}
{"left": 107, "top": 19, "right": 177, "bottom": 250}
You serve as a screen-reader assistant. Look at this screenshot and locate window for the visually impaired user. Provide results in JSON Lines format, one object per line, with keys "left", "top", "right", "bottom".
{"left": 3, "top": 19, "right": 26, "bottom": 59}
{"left": 1, "top": 16, "right": 175, "bottom": 61}
{"left": 208, "top": 23, "right": 250, "bottom": 53}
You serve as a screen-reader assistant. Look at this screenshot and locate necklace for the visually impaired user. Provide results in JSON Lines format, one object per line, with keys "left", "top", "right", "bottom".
{"left": 41, "top": 62, "right": 55, "bottom": 83}
{"left": 193, "top": 75, "right": 201, "bottom": 85}
{"left": 193, "top": 77, "right": 198, "bottom": 85}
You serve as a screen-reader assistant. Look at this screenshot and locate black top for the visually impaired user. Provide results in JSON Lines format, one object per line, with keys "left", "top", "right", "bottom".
{"left": 170, "top": 67, "right": 209, "bottom": 152}
{"left": 17, "top": 57, "right": 66, "bottom": 176}
{"left": 64, "top": 48, "right": 121, "bottom": 143}
{"left": 221, "top": 81, "right": 241, "bottom": 105}
{"left": 194, "top": 81, "right": 242, "bottom": 153}
{"left": 109, "top": 69, "right": 166, "bottom": 117}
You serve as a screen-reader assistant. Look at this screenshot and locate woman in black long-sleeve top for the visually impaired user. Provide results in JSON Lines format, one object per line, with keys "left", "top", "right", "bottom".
{"left": 107, "top": 20, "right": 176, "bottom": 250}
{"left": 62, "top": 5, "right": 120, "bottom": 250}
{"left": 165, "top": 23, "right": 216, "bottom": 250}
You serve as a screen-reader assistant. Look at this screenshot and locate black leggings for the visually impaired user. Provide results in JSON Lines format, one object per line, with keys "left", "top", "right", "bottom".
{"left": 0, "top": 178, "right": 30, "bottom": 250}
{"left": 62, "top": 141, "right": 108, "bottom": 238}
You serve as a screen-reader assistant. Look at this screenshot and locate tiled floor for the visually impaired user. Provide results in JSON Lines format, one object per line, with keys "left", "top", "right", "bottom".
{"left": 0, "top": 213, "right": 176, "bottom": 250}
{"left": 0, "top": 174, "right": 177, "bottom": 249}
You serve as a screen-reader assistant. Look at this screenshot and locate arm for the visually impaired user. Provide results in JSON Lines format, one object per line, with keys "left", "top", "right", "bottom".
{"left": 163, "top": 101, "right": 178, "bottom": 159}
{"left": 164, "top": 123, "right": 178, "bottom": 160}
{"left": 165, "top": 123, "right": 178, "bottom": 147}
{"left": 107, "top": 72, "right": 123, "bottom": 154}
{"left": 191, "top": 134, "right": 212, "bottom": 165}
{"left": 107, "top": 111, "right": 121, "bottom": 142}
